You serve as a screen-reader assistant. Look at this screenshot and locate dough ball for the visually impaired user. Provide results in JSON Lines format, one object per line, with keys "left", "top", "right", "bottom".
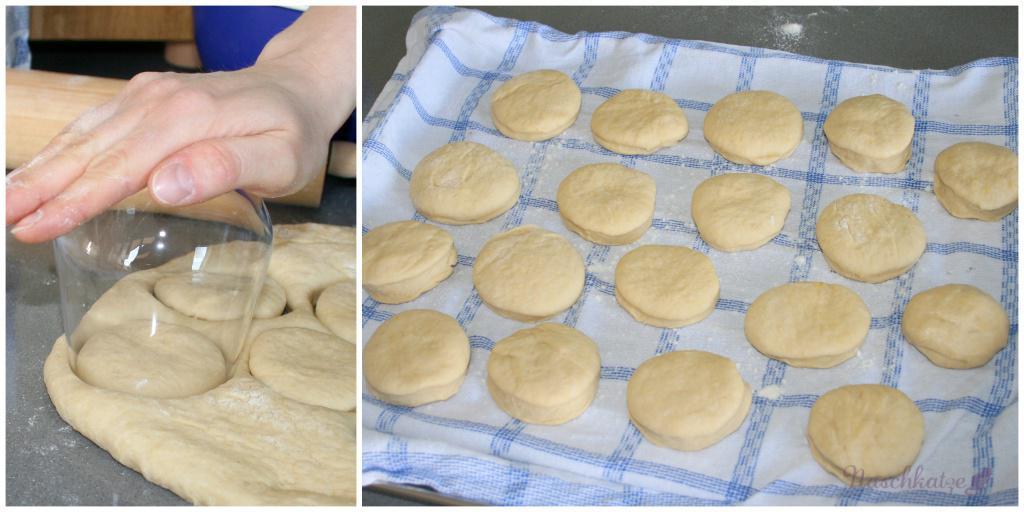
{"left": 473, "top": 225, "right": 585, "bottom": 322}
{"left": 816, "top": 194, "right": 926, "bottom": 283}
{"left": 615, "top": 245, "right": 719, "bottom": 327}
{"left": 153, "top": 272, "right": 287, "bottom": 321}
{"left": 490, "top": 69, "right": 581, "bottom": 141}
{"left": 362, "top": 221, "right": 456, "bottom": 304}
{"left": 628, "top": 350, "right": 752, "bottom": 451}
{"left": 824, "top": 94, "right": 915, "bottom": 173}
{"left": 902, "top": 284, "right": 1009, "bottom": 368}
{"left": 556, "top": 163, "right": 656, "bottom": 245}
{"left": 808, "top": 384, "right": 924, "bottom": 485}
{"left": 691, "top": 173, "right": 791, "bottom": 251}
{"left": 745, "top": 282, "right": 870, "bottom": 368}
{"left": 75, "top": 321, "right": 227, "bottom": 398}
{"left": 933, "top": 142, "right": 1018, "bottom": 221}
{"left": 703, "top": 90, "right": 803, "bottom": 165}
{"left": 248, "top": 327, "right": 355, "bottom": 411}
{"left": 410, "top": 142, "right": 521, "bottom": 224}
{"left": 486, "top": 323, "right": 600, "bottom": 425}
{"left": 591, "top": 89, "right": 689, "bottom": 155}
{"left": 316, "top": 278, "right": 356, "bottom": 343}
{"left": 363, "top": 309, "right": 470, "bottom": 407}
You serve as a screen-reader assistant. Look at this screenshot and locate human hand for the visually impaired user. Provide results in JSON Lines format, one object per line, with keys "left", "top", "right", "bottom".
{"left": 7, "top": 7, "right": 354, "bottom": 244}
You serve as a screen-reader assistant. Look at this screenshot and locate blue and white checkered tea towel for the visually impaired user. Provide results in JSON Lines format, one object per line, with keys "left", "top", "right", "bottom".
{"left": 362, "top": 7, "right": 1018, "bottom": 506}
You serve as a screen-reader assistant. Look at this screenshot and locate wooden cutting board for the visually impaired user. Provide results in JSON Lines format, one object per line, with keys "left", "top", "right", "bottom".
{"left": 5, "top": 69, "right": 326, "bottom": 207}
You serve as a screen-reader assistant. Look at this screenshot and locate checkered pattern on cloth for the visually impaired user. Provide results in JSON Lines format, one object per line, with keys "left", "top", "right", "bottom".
{"left": 362, "top": 7, "right": 1018, "bottom": 506}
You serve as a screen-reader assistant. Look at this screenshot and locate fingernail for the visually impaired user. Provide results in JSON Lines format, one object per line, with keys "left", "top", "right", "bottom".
{"left": 10, "top": 210, "right": 43, "bottom": 234}
{"left": 151, "top": 163, "right": 194, "bottom": 205}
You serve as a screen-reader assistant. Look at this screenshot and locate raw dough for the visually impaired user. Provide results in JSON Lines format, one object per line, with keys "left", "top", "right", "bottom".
{"left": 362, "top": 220, "right": 457, "bottom": 304}
{"left": 44, "top": 223, "right": 358, "bottom": 505}
{"left": 556, "top": 163, "right": 656, "bottom": 245}
{"left": 409, "top": 141, "right": 521, "bottom": 224}
{"left": 933, "top": 141, "right": 1018, "bottom": 221}
{"left": 316, "top": 278, "right": 356, "bottom": 343}
{"left": 627, "top": 350, "right": 752, "bottom": 451}
{"left": 902, "top": 284, "right": 1009, "bottom": 368}
{"left": 745, "top": 282, "right": 870, "bottom": 368}
{"left": 614, "top": 245, "right": 719, "bottom": 327}
{"left": 486, "top": 323, "right": 600, "bottom": 425}
{"left": 591, "top": 89, "right": 689, "bottom": 155}
{"left": 363, "top": 309, "right": 470, "bottom": 407}
{"left": 691, "top": 172, "right": 791, "bottom": 251}
{"left": 490, "top": 69, "right": 581, "bottom": 141}
{"left": 154, "top": 272, "right": 287, "bottom": 321}
{"left": 823, "top": 94, "right": 915, "bottom": 173}
{"left": 807, "top": 384, "right": 924, "bottom": 485}
{"left": 473, "top": 225, "right": 585, "bottom": 322}
{"left": 703, "top": 90, "right": 803, "bottom": 165}
{"left": 816, "top": 194, "right": 926, "bottom": 283}
{"left": 249, "top": 327, "right": 356, "bottom": 411}
{"left": 75, "top": 321, "right": 227, "bottom": 398}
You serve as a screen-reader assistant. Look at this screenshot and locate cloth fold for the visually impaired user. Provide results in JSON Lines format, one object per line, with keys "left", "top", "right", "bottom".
{"left": 362, "top": 7, "right": 1018, "bottom": 506}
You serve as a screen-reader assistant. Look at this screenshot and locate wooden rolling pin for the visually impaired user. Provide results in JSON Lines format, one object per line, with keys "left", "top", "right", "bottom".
{"left": 5, "top": 69, "right": 342, "bottom": 207}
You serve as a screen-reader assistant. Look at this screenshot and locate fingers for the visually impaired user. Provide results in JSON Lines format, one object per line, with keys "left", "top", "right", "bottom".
{"left": 148, "top": 135, "right": 306, "bottom": 207}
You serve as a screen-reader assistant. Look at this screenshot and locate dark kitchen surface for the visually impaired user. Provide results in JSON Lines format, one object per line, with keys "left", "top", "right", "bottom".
{"left": 360, "top": 5, "right": 1017, "bottom": 506}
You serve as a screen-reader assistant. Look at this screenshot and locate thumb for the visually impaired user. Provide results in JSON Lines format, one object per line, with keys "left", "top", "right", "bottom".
{"left": 147, "top": 135, "right": 300, "bottom": 206}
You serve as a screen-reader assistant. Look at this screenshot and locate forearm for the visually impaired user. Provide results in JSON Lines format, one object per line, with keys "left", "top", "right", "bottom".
{"left": 254, "top": 6, "right": 356, "bottom": 135}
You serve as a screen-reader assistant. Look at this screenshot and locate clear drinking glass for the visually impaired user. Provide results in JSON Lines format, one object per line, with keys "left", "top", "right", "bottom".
{"left": 53, "top": 190, "right": 272, "bottom": 394}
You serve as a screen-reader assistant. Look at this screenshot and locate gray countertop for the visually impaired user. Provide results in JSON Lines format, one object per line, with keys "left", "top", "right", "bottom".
{"left": 5, "top": 177, "right": 354, "bottom": 505}
{"left": 360, "top": 5, "right": 1017, "bottom": 507}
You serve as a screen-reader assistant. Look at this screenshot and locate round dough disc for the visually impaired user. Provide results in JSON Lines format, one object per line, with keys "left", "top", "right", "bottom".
{"left": 362, "top": 221, "right": 456, "bottom": 304}
{"left": 486, "top": 323, "right": 600, "bottom": 425}
{"left": 933, "top": 141, "right": 1018, "bottom": 221}
{"left": 409, "top": 141, "right": 521, "bottom": 224}
{"left": 75, "top": 321, "right": 227, "bottom": 398}
{"left": 154, "top": 272, "right": 287, "bottom": 321}
{"left": 808, "top": 384, "right": 924, "bottom": 485}
{"left": 627, "top": 350, "right": 752, "bottom": 451}
{"left": 249, "top": 327, "right": 356, "bottom": 411}
{"left": 823, "top": 94, "right": 915, "bottom": 173}
{"left": 902, "top": 284, "right": 1009, "bottom": 368}
{"left": 316, "top": 278, "right": 356, "bottom": 343}
{"left": 490, "top": 69, "right": 582, "bottom": 141}
{"left": 556, "top": 163, "right": 656, "bottom": 245}
{"left": 745, "top": 281, "right": 870, "bottom": 368}
{"left": 363, "top": 309, "right": 470, "bottom": 407}
{"left": 615, "top": 245, "right": 719, "bottom": 327}
{"left": 816, "top": 194, "right": 926, "bottom": 283}
{"left": 703, "top": 90, "right": 804, "bottom": 165}
{"left": 691, "top": 173, "right": 792, "bottom": 251}
{"left": 473, "top": 225, "right": 585, "bottom": 322}
{"left": 591, "top": 89, "right": 689, "bottom": 155}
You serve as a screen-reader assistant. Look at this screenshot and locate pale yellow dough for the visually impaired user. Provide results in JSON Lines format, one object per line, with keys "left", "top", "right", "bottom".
{"left": 153, "top": 272, "right": 287, "bottom": 321}
{"left": 703, "top": 90, "right": 804, "bottom": 165}
{"left": 691, "top": 172, "right": 791, "bottom": 251}
{"left": 744, "top": 282, "right": 870, "bottom": 368}
{"left": 491, "top": 69, "right": 581, "bottom": 141}
{"left": 409, "top": 141, "right": 521, "bottom": 224}
{"left": 473, "top": 225, "right": 585, "bottom": 322}
{"left": 557, "top": 163, "right": 656, "bottom": 245}
{"left": 315, "top": 277, "right": 356, "bottom": 343}
{"left": 362, "top": 220, "right": 456, "bottom": 304}
{"left": 615, "top": 245, "right": 719, "bottom": 327}
{"left": 363, "top": 309, "right": 470, "bottom": 407}
{"left": 933, "top": 141, "right": 1018, "bottom": 221}
{"left": 591, "top": 89, "right": 689, "bottom": 155}
{"left": 823, "top": 94, "right": 915, "bottom": 173}
{"left": 487, "top": 323, "right": 600, "bottom": 425}
{"left": 807, "top": 384, "right": 924, "bottom": 486}
{"left": 902, "top": 284, "right": 1009, "bottom": 368}
{"left": 816, "top": 194, "right": 926, "bottom": 283}
{"left": 627, "top": 350, "right": 752, "bottom": 451}
{"left": 249, "top": 327, "right": 356, "bottom": 411}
